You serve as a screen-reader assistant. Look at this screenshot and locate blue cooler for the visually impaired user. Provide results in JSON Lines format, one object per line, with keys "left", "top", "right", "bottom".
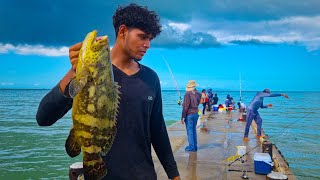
{"left": 253, "top": 153, "right": 273, "bottom": 175}
{"left": 213, "top": 105, "right": 219, "bottom": 111}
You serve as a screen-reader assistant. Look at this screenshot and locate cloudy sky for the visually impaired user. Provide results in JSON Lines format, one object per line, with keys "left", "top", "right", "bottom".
{"left": 1, "top": 0, "right": 320, "bottom": 91}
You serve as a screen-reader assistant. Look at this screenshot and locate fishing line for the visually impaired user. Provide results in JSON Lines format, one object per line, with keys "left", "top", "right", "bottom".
{"left": 269, "top": 90, "right": 290, "bottom": 141}
{"left": 228, "top": 111, "right": 312, "bottom": 166}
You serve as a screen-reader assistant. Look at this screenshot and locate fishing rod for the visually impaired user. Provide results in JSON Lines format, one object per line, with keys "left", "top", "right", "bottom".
{"left": 228, "top": 111, "right": 312, "bottom": 166}
{"left": 162, "top": 56, "right": 182, "bottom": 105}
{"left": 239, "top": 72, "right": 242, "bottom": 103}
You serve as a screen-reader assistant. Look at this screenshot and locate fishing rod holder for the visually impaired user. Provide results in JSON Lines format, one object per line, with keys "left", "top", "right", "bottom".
{"left": 240, "top": 156, "right": 249, "bottom": 179}
{"left": 262, "top": 141, "right": 273, "bottom": 158}
{"left": 228, "top": 155, "right": 249, "bottom": 179}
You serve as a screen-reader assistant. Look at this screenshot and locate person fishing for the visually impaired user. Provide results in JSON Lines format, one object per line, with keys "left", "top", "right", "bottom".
{"left": 181, "top": 80, "right": 201, "bottom": 151}
{"left": 243, "top": 88, "right": 289, "bottom": 141}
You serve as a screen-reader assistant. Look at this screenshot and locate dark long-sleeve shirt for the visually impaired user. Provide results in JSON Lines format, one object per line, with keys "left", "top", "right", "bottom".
{"left": 181, "top": 90, "right": 201, "bottom": 119}
{"left": 213, "top": 96, "right": 218, "bottom": 105}
{"left": 247, "top": 92, "right": 282, "bottom": 112}
{"left": 36, "top": 64, "right": 179, "bottom": 180}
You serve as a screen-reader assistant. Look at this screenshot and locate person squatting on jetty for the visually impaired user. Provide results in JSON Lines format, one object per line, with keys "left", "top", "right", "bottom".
{"left": 237, "top": 102, "right": 246, "bottom": 112}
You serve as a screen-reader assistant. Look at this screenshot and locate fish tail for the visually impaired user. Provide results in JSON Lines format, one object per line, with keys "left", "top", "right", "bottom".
{"left": 83, "top": 152, "right": 107, "bottom": 180}
{"left": 65, "top": 128, "right": 81, "bottom": 158}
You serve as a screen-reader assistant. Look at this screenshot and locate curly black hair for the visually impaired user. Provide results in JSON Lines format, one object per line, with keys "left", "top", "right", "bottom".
{"left": 112, "top": 3, "right": 162, "bottom": 38}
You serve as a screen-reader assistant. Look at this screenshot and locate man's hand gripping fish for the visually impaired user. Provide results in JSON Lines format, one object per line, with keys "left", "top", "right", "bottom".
{"left": 65, "top": 30, "right": 120, "bottom": 180}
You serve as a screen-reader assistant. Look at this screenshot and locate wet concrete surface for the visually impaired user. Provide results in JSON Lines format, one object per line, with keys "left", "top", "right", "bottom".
{"left": 153, "top": 110, "right": 296, "bottom": 180}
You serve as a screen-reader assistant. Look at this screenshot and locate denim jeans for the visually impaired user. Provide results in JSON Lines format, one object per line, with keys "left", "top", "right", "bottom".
{"left": 202, "top": 102, "right": 207, "bottom": 115}
{"left": 244, "top": 109, "right": 263, "bottom": 137}
{"left": 185, "top": 113, "right": 199, "bottom": 151}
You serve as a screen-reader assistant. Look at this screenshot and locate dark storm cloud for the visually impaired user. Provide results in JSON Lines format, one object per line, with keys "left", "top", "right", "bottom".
{"left": 0, "top": 0, "right": 119, "bottom": 46}
{"left": 153, "top": 24, "right": 221, "bottom": 48}
{"left": 1, "top": 0, "right": 320, "bottom": 48}
{"left": 0, "top": 0, "right": 198, "bottom": 46}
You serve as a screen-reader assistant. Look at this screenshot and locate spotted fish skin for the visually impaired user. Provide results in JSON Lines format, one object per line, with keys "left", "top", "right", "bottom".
{"left": 65, "top": 30, "right": 120, "bottom": 180}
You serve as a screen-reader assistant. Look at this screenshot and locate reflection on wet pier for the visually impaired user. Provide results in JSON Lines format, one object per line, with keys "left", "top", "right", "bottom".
{"left": 153, "top": 111, "right": 296, "bottom": 179}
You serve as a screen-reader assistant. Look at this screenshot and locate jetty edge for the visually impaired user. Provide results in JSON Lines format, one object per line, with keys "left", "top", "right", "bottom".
{"left": 152, "top": 111, "right": 296, "bottom": 180}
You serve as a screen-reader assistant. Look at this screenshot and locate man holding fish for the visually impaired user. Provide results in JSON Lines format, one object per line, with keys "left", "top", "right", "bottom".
{"left": 36, "top": 3, "right": 180, "bottom": 180}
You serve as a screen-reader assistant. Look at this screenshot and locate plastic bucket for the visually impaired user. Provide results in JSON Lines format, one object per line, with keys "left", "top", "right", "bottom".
{"left": 236, "top": 146, "right": 246, "bottom": 156}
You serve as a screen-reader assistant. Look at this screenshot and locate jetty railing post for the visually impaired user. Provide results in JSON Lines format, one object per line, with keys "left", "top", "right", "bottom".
{"left": 262, "top": 140, "right": 273, "bottom": 158}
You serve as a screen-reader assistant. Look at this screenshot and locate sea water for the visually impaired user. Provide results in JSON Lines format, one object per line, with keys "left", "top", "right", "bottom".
{"left": 0, "top": 89, "right": 319, "bottom": 179}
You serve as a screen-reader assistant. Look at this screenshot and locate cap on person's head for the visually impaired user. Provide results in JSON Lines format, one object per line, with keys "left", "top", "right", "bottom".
{"left": 186, "top": 80, "right": 199, "bottom": 91}
{"left": 227, "top": 94, "right": 230, "bottom": 98}
{"left": 263, "top": 88, "right": 271, "bottom": 93}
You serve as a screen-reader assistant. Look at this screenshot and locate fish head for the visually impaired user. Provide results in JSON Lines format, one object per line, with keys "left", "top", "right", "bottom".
{"left": 80, "top": 30, "right": 110, "bottom": 75}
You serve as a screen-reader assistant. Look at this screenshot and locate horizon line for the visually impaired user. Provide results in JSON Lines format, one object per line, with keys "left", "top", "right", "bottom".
{"left": 0, "top": 88, "right": 319, "bottom": 93}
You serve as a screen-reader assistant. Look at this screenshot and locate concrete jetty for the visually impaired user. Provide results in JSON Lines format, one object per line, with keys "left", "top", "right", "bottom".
{"left": 153, "top": 110, "right": 296, "bottom": 180}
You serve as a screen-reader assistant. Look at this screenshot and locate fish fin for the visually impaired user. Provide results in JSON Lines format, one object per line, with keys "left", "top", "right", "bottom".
{"left": 69, "top": 72, "right": 88, "bottom": 98}
{"left": 83, "top": 153, "right": 107, "bottom": 180}
{"left": 114, "top": 81, "right": 121, "bottom": 107}
{"left": 65, "top": 128, "right": 81, "bottom": 158}
{"left": 101, "top": 127, "right": 117, "bottom": 156}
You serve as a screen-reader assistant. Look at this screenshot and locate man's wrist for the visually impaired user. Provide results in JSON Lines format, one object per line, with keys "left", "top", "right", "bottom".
{"left": 63, "top": 81, "right": 71, "bottom": 98}
{"left": 59, "top": 69, "right": 76, "bottom": 94}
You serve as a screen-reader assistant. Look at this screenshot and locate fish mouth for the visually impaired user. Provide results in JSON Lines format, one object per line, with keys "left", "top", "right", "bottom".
{"left": 96, "top": 36, "right": 108, "bottom": 45}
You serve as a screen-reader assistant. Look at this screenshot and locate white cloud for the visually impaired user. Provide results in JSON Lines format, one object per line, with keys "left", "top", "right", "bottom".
{"left": 157, "top": 15, "right": 320, "bottom": 50}
{"left": 168, "top": 22, "right": 190, "bottom": 32}
{"left": 202, "top": 15, "right": 320, "bottom": 51}
{"left": 0, "top": 43, "right": 114, "bottom": 56}
{"left": 155, "top": 20, "right": 220, "bottom": 48}
{"left": 0, "top": 43, "right": 69, "bottom": 56}
{"left": 1, "top": 15, "right": 320, "bottom": 55}
{"left": 0, "top": 44, "right": 15, "bottom": 53}
{"left": 1, "top": 82, "right": 14, "bottom": 86}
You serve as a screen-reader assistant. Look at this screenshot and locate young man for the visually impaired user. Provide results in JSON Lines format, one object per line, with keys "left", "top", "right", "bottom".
{"left": 36, "top": 4, "right": 180, "bottom": 180}
{"left": 243, "top": 89, "right": 289, "bottom": 141}
{"left": 181, "top": 80, "right": 201, "bottom": 151}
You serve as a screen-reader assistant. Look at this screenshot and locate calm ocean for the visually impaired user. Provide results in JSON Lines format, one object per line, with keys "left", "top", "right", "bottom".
{"left": 0, "top": 89, "right": 319, "bottom": 179}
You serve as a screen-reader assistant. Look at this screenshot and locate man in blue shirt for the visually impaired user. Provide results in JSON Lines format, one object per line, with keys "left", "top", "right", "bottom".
{"left": 243, "top": 89, "right": 289, "bottom": 141}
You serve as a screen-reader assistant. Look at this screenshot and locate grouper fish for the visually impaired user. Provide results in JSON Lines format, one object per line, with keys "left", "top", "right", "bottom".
{"left": 65, "top": 30, "right": 120, "bottom": 180}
